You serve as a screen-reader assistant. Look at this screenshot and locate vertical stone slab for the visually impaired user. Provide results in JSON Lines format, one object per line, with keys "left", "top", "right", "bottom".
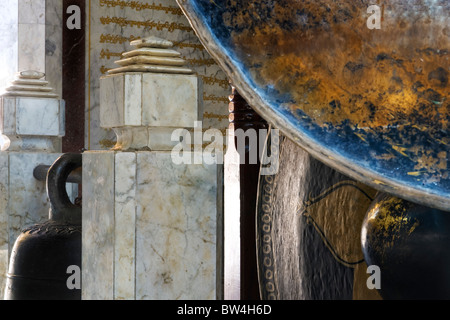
{"left": 45, "top": 0, "right": 63, "bottom": 97}
{"left": 114, "top": 152, "right": 137, "bottom": 300}
{"left": 123, "top": 75, "right": 142, "bottom": 126}
{"left": 0, "top": 154, "right": 9, "bottom": 293}
{"left": 18, "top": 0, "right": 46, "bottom": 73}
{"left": 135, "top": 151, "right": 220, "bottom": 300}
{"left": 82, "top": 151, "right": 115, "bottom": 300}
{"left": 0, "top": 0, "right": 18, "bottom": 89}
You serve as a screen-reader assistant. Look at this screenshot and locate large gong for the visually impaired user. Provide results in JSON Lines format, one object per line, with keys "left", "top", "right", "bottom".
{"left": 177, "top": 0, "right": 450, "bottom": 211}
{"left": 256, "top": 130, "right": 381, "bottom": 300}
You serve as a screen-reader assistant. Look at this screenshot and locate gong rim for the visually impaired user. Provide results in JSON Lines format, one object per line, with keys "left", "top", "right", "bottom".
{"left": 176, "top": 0, "right": 450, "bottom": 211}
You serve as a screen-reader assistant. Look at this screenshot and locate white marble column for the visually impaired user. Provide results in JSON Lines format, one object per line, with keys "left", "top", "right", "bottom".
{"left": 45, "top": 0, "right": 63, "bottom": 98}
{"left": 0, "top": 71, "right": 67, "bottom": 295}
{"left": 82, "top": 37, "right": 223, "bottom": 300}
{"left": 0, "top": 0, "right": 62, "bottom": 97}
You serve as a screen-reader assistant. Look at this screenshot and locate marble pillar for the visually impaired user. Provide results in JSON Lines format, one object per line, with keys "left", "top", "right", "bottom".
{"left": 0, "top": 0, "right": 19, "bottom": 90}
{"left": 0, "top": 0, "right": 62, "bottom": 97}
{"left": 0, "top": 72, "right": 67, "bottom": 295}
{"left": 45, "top": 0, "right": 63, "bottom": 98}
{"left": 82, "top": 37, "right": 223, "bottom": 300}
{"left": 0, "top": 0, "right": 47, "bottom": 90}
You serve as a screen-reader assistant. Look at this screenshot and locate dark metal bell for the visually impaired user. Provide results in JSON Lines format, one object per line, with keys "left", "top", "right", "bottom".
{"left": 4, "top": 153, "right": 82, "bottom": 300}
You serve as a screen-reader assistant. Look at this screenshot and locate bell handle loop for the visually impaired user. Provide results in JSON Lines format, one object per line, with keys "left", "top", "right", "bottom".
{"left": 47, "top": 153, "right": 82, "bottom": 224}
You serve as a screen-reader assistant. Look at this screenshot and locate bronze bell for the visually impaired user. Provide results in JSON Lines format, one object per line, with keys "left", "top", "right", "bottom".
{"left": 4, "top": 153, "right": 82, "bottom": 300}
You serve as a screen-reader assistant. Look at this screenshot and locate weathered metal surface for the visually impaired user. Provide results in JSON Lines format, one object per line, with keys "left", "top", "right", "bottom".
{"left": 256, "top": 133, "right": 381, "bottom": 300}
{"left": 362, "top": 193, "right": 450, "bottom": 299}
{"left": 177, "top": 0, "right": 449, "bottom": 210}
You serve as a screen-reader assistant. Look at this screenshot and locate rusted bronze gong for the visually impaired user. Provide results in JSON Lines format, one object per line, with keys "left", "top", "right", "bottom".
{"left": 176, "top": 0, "right": 449, "bottom": 299}
{"left": 177, "top": 0, "right": 449, "bottom": 211}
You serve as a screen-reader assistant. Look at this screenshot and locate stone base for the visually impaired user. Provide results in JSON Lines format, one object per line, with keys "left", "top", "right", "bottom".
{"left": 82, "top": 150, "right": 223, "bottom": 300}
{"left": 0, "top": 96, "right": 65, "bottom": 152}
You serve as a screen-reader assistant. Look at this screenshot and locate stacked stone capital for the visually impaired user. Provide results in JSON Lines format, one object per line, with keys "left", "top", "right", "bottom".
{"left": 0, "top": 71, "right": 65, "bottom": 152}
{"left": 100, "top": 36, "right": 203, "bottom": 151}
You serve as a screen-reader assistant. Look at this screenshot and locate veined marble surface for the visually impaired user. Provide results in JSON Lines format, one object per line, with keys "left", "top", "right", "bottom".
{"left": 135, "top": 151, "right": 221, "bottom": 300}
{"left": 18, "top": 0, "right": 45, "bottom": 25}
{"left": 0, "top": 0, "right": 18, "bottom": 90}
{"left": 82, "top": 152, "right": 115, "bottom": 300}
{"left": 15, "top": 98, "right": 63, "bottom": 136}
{"left": 18, "top": 20, "right": 45, "bottom": 75}
{"left": 17, "top": 0, "right": 46, "bottom": 73}
{"left": 1, "top": 97, "right": 65, "bottom": 137}
{"left": 100, "top": 72, "right": 202, "bottom": 129}
{"left": 45, "top": 0, "right": 63, "bottom": 98}
{"left": 1, "top": 96, "right": 64, "bottom": 152}
{"left": 82, "top": 150, "right": 223, "bottom": 300}
{"left": 0, "top": 153, "right": 9, "bottom": 296}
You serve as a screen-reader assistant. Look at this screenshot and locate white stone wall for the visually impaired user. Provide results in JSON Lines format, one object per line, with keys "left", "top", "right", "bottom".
{"left": 82, "top": 151, "right": 223, "bottom": 300}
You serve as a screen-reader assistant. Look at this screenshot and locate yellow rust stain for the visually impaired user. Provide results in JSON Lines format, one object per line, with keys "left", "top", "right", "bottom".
{"left": 392, "top": 145, "right": 409, "bottom": 157}
{"left": 225, "top": 1, "right": 448, "bottom": 127}
{"left": 221, "top": 0, "right": 449, "bottom": 179}
{"left": 99, "top": 139, "right": 117, "bottom": 149}
{"left": 366, "top": 197, "right": 419, "bottom": 249}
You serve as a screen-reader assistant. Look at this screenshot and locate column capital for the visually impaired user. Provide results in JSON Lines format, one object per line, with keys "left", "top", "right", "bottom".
{"left": 100, "top": 37, "right": 203, "bottom": 151}
{"left": 0, "top": 71, "right": 64, "bottom": 152}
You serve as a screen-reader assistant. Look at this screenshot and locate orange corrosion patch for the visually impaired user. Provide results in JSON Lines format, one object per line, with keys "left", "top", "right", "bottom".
{"left": 223, "top": 0, "right": 449, "bottom": 129}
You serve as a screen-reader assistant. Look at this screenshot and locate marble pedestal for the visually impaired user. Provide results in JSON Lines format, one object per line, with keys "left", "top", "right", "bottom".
{"left": 0, "top": 92, "right": 70, "bottom": 295}
{"left": 0, "top": 96, "right": 65, "bottom": 152}
{"left": 82, "top": 150, "right": 223, "bottom": 300}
